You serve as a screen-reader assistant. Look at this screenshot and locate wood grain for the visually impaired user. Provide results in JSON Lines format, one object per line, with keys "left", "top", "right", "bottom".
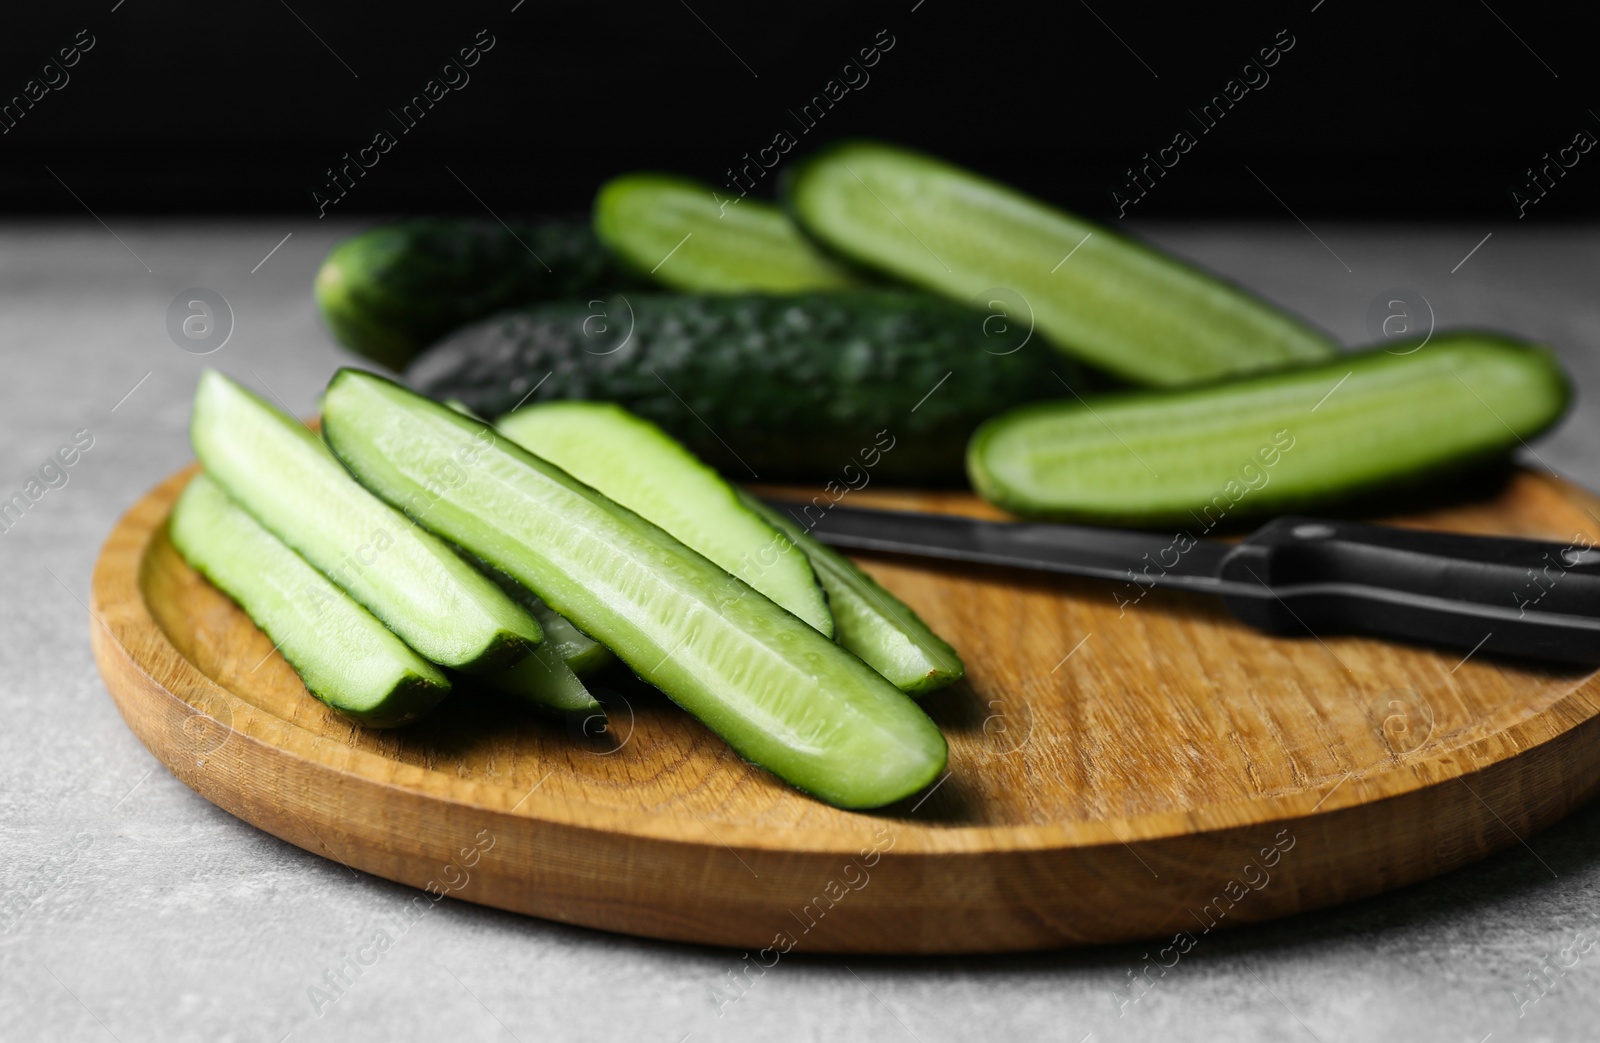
{"left": 90, "top": 464, "right": 1600, "bottom": 953}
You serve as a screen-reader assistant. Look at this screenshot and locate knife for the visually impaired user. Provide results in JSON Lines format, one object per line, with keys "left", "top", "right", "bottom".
{"left": 760, "top": 499, "right": 1600, "bottom": 667}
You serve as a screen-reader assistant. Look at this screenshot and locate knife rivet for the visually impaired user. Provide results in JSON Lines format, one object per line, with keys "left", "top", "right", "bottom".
{"left": 1562, "top": 547, "right": 1600, "bottom": 567}
{"left": 1291, "top": 523, "right": 1336, "bottom": 540}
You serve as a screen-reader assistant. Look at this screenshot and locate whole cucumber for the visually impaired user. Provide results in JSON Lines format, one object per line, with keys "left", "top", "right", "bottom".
{"left": 407, "top": 290, "right": 1071, "bottom": 483}
{"left": 785, "top": 140, "right": 1339, "bottom": 386}
{"left": 968, "top": 333, "right": 1571, "bottom": 524}
{"left": 314, "top": 218, "right": 635, "bottom": 370}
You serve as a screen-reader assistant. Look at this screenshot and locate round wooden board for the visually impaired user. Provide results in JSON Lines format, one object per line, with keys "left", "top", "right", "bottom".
{"left": 91, "top": 465, "right": 1600, "bottom": 954}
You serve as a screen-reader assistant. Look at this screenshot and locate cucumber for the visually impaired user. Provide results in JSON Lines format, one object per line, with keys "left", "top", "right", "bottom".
{"left": 478, "top": 641, "right": 599, "bottom": 716}
{"left": 740, "top": 493, "right": 964, "bottom": 696}
{"left": 447, "top": 399, "right": 618, "bottom": 680}
{"left": 169, "top": 474, "right": 450, "bottom": 726}
{"left": 315, "top": 218, "right": 633, "bottom": 370}
{"left": 479, "top": 568, "right": 615, "bottom": 678}
{"left": 968, "top": 333, "right": 1572, "bottom": 525}
{"left": 784, "top": 140, "right": 1339, "bottom": 386}
{"left": 190, "top": 370, "right": 543, "bottom": 672}
{"left": 594, "top": 173, "right": 862, "bottom": 292}
{"left": 496, "top": 401, "right": 833, "bottom": 636}
{"left": 322, "top": 369, "right": 948, "bottom": 809}
{"left": 407, "top": 290, "right": 1068, "bottom": 483}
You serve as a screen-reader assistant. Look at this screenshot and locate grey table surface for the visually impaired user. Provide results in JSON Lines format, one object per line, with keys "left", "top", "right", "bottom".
{"left": 2, "top": 218, "right": 1599, "bottom": 1043}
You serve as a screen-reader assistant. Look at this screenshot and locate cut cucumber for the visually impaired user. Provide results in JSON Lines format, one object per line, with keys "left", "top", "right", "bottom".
{"left": 785, "top": 140, "right": 1339, "bottom": 386}
{"left": 322, "top": 369, "right": 948, "bottom": 809}
{"left": 169, "top": 474, "right": 450, "bottom": 726}
{"left": 968, "top": 333, "right": 1572, "bottom": 524}
{"left": 741, "top": 492, "right": 963, "bottom": 696}
{"left": 497, "top": 401, "right": 833, "bottom": 636}
{"left": 478, "top": 565, "right": 616, "bottom": 678}
{"left": 478, "top": 641, "right": 600, "bottom": 716}
{"left": 189, "top": 370, "right": 543, "bottom": 672}
{"left": 594, "top": 173, "right": 862, "bottom": 292}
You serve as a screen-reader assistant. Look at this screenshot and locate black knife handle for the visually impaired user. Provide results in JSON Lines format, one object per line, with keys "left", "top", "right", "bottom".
{"left": 1218, "top": 516, "right": 1600, "bottom": 666}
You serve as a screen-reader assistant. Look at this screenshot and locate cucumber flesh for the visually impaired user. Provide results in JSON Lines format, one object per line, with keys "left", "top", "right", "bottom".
{"left": 322, "top": 369, "right": 948, "bottom": 809}
{"left": 447, "top": 399, "right": 617, "bottom": 681}
{"left": 497, "top": 401, "right": 834, "bottom": 636}
{"left": 190, "top": 370, "right": 543, "bottom": 672}
{"left": 968, "top": 333, "right": 1572, "bottom": 524}
{"left": 169, "top": 474, "right": 451, "bottom": 726}
{"left": 741, "top": 492, "right": 964, "bottom": 695}
{"left": 785, "top": 140, "right": 1338, "bottom": 386}
{"left": 595, "top": 173, "right": 861, "bottom": 292}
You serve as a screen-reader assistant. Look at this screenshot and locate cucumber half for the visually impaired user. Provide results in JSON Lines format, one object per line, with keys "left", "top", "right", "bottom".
{"left": 741, "top": 492, "right": 964, "bottom": 696}
{"left": 475, "top": 563, "right": 616, "bottom": 679}
{"left": 477, "top": 641, "right": 600, "bottom": 716}
{"left": 496, "top": 401, "right": 834, "bottom": 636}
{"left": 169, "top": 474, "right": 450, "bottom": 726}
{"left": 322, "top": 369, "right": 947, "bottom": 809}
{"left": 595, "top": 173, "right": 861, "bottom": 292}
{"left": 190, "top": 370, "right": 543, "bottom": 672}
{"left": 785, "top": 140, "right": 1338, "bottom": 386}
{"left": 968, "top": 332, "right": 1572, "bottom": 524}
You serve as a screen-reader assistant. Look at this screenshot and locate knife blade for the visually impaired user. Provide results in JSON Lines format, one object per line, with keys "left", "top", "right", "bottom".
{"left": 760, "top": 499, "right": 1600, "bottom": 667}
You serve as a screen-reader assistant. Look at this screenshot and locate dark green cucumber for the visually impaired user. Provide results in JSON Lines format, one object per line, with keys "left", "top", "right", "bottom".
{"left": 594, "top": 173, "right": 862, "bottom": 292}
{"left": 497, "top": 401, "right": 833, "bottom": 636}
{"left": 968, "top": 333, "right": 1572, "bottom": 525}
{"left": 169, "top": 474, "right": 450, "bottom": 726}
{"left": 407, "top": 290, "right": 1068, "bottom": 483}
{"left": 741, "top": 492, "right": 963, "bottom": 696}
{"left": 190, "top": 370, "right": 543, "bottom": 672}
{"left": 322, "top": 369, "right": 948, "bottom": 810}
{"left": 315, "top": 218, "right": 634, "bottom": 370}
{"left": 785, "top": 140, "right": 1339, "bottom": 386}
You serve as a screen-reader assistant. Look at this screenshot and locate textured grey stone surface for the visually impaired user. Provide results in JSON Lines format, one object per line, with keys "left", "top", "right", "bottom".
{"left": 2, "top": 219, "right": 1598, "bottom": 1043}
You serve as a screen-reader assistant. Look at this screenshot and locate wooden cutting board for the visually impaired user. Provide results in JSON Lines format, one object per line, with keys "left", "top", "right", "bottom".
{"left": 90, "top": 464, "right": 1600, "bottom": 954}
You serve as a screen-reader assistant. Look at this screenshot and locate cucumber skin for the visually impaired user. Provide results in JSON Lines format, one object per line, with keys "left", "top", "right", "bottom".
{"left": 322, "top": 369, "right": 949, "bottom": 810}
{"left": 784, "top": 140, "right": 1338, "bottom": 387}
{"left": 594, "top": 173, "right": 863, "bottom": 292}
{"left": 742, "top": 492, "right": 964, "bottom": 696}
{"left": 169, "top": 474, "right": 451, "bottom": 727}
{"left": 968, "top": 333, "right": 1572, "bottom": 525}
{"left": 407, "top": 290, "right": 1072, "bottom": 483}
{"left": 497, "top": 401, "right": 834, "bottom": 637}
{"left": 315, "top": 218, "right": 636, "bottom": 371}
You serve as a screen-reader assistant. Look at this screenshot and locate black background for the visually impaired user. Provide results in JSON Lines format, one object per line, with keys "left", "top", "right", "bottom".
{"left": 0, "top": 0, "right": 1593, "bottom": 221}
